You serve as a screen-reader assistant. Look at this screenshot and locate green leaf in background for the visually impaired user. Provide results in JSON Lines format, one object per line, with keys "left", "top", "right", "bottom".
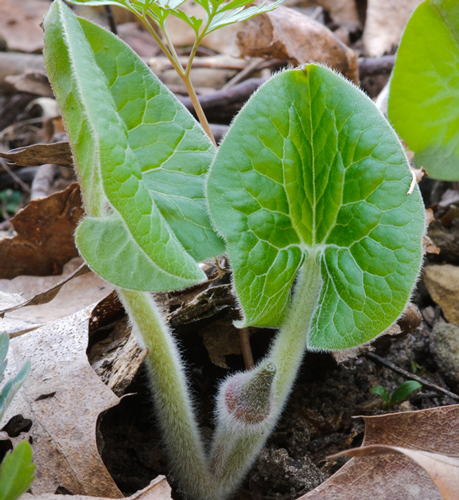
{"left": 369, "top": 385, "right": 391, "bottom": 407}
{"left": 207, "top": 66, "right": 424, "bottom": 350}
{"left": 390, "top": 380, "right": 422, "bottom": 406}
{"left": 43, "top": 0, "right": 224, "bottom": 292}
{"left": 206, "top": 0, "right": 284, "bottom": 34}
{"left": 0, "top": 335, "right": 9, "bottom": 385}
{"left": 0, "top": 361, "right": 31, "bottom": 424}
{"left": 0, "top": 441, "right": 35, "bottom": 500}
{"left": 388, "top": 0, "right": 459, "bottom": 181}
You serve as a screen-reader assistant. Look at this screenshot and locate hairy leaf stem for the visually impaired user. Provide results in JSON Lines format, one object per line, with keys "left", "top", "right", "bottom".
{"left": 117, "top": 288, "right": 218, "bottom": 500}
{"left": 210, "top": 253, "right": 322, "bottom": 497}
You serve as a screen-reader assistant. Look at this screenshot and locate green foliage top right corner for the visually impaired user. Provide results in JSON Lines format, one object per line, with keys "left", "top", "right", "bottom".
{"left": 388, "top": 0, "right": 459, "bottom": 181}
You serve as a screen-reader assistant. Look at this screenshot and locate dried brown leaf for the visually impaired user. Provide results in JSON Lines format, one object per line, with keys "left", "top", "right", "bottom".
{"left": 237, "top": 6, "right": 359, "bottom": 83}
{"left": 363, "top": 0, "right": 423, "bottom": 57}
{"left": 424, "top": 264, "right": 459, "bottom": 326}
{"left": 19, "top": 476, "right": 172, "bottom": 500}
{"left": 331, "top": 445, "right": 459, "bottom": 500}
{"left": 0, "top": 142, "right": 73, "bottom": 168}
{"left": 0, "top": 0, "right": 49, "bottom": 53}
{"left": 5, "top": 71, "right": 53, "bottom": 98}
{"left": 302, "top": 405, "right": 459, "bottom": 500}
{"left": 0, "top": 262, "right": 90, "bottom": 317}
{"left": 1, "top": 306, "right": 122, "bottom": 496}
{"left": 0, "top": 258, "right": 114, "bottom": 332}
{"left": 0, "top": 183, "right": 83, "bottom": 279}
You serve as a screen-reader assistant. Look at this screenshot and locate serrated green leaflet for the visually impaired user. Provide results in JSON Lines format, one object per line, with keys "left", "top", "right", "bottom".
{"left": 207, "top": 66, "right": 424, "bottom": 350}
{"left": 43, "top": 0, "right": 224, "bottom": 291}
{"left": 388, "top": 0, "right": 459, "bottom": 181}
{"left": 0, "top": 441, "right": 35, "bottom": 500}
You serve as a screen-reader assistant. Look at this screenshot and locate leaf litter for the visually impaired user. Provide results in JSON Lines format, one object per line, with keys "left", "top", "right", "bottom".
{"left": 301, "top": 405, "right": 459, "bottom": 500}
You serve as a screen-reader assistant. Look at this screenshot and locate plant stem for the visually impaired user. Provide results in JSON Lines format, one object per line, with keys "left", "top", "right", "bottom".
{"left": 135, "top": 13, "right": 217, "bottom": 146}
{"left": 117, "top": 288, "right": 218, "bottom": 500}
{"left": 211, "top": 254, "right": 322, "bottom": 497}
{"left": 181, "top": 75, "right": 217, "bottom": 146}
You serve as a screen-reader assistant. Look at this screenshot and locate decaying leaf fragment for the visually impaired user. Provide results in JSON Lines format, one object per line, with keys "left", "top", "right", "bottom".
{"left": 0, "top": 261, "right": 90, "bottom": 318}
{"left": 332, "top": 445, "right": 459, "bottom": 500}
{"left": 0, "top": 183, "right": 83, "bottom": 279}
{"left": 20, "top": 476, "right": 172, "bottom": 500}
{"left": 0, "top": 142, "right": 72, "bottom": 168}
{"left": 363, "top": 0, "right": 424, "bottom": 57}
{"left": 301, "top": 405, "right": 459, "bottom": 500}
{"left": 0, "top": 307, "right": 122, "bottom": 497}
{"left": 237, "top": 6, "right": 359, "bottom": 83}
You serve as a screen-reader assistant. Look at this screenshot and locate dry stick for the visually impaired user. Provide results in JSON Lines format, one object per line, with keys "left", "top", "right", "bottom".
{"left": 366, "top": 352, "right": 459, "bottom": 401}
{"left": 0, "top": 160, "right": 31, "bottom": 193}
{"left": 358, "top": 55, "right": 396, "bottom": 79}
{"left": 239, "top": 328, "right": 254, "bottom": 370}
{"left": 104, "top": 5, "right": 118, "bottom": 35}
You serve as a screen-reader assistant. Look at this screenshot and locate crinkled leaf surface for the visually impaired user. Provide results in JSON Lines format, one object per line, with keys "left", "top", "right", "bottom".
{"left": 207, "top": 66, "right": 424, "bottom": 350}
{"left": 0, "top": 441, "right": 35, "bottom": 500}
{"left": 388, "top": 0, "right": 459, "bottom": 181}
{"left": 43, "top": 0, "right": 224, "bottom": 292}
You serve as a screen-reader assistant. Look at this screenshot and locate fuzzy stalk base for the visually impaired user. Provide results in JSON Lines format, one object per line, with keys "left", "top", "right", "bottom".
{"left": 210, "top": 254, "right": 322, "bottom": 498}
{"left": 117, "top": 288, "right": 218, "bottom": 500}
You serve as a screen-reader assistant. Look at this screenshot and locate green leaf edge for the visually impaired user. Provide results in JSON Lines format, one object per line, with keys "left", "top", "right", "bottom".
{"left": 0, "top": 441, "right": 35, "bottom": 500}
{"left": 207, "top": 65, "right": 425, "bottom": 350}
{"left": 43, "top": 0, "right": 224, "bottom": 292}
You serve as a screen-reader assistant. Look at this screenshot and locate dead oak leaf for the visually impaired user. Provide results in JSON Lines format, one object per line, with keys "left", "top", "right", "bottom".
{"left": 331, "top": 445, "right": 459, "bottom": 500}
{"left": 237, "top": 6, "right": 359, "bottom": 83}
{"left": 301, "top": 405, "right": 459, "bottom": 500}
{"left": 0, "top": 183, "right": 83, "bottom": 279}
{"left": 20, "top": 476, "right": 172, "bottom": 500}
{"left": 0, "top": 306, "right": 122, "bottom": 497}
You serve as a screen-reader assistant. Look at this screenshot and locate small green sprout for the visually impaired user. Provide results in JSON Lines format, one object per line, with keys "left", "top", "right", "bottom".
{"left": 370, "top": 381, "right": 422, "bottom": 410}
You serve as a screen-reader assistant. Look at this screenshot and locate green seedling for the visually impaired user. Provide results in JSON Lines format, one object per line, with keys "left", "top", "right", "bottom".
{"left": 0, "top": 334, "right": 34, "bottom": 500}
{"left": 0, "top": 190, "right": 21, "bottom": 220}
{"left": 388, "top": 0, "right": 459, "bottom": 181}
{"left": 370, "top": 381, "right": 423, "bottom": 410}
{"left": 43, "top": 1, "right": 425, "bottom": 498}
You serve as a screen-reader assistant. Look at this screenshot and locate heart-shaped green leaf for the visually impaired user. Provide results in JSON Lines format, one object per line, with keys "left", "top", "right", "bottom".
{"left": 207, "top": 66, "right": 424, "bottom": 350}
{"left": 388, "top": 0, "right": 459, "bottom": 181}
{"left": 43, "top": 0, "right": 224, "bottom": 291}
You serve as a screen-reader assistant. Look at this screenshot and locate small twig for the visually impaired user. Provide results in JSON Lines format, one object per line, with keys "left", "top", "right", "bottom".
{"left": 178, "top": 77, "right": 267, "bottom": 114}
{"left": 367, "top": 352, "right": 459, "bottom": 401}
{"left": 0, "top": 160, "right": 31, "bottom": 193}
{"left": 358, "top": 55, "right": 396, "bottom": 79}
{"left": 221, "top": 58, "right": 265, "bottom": 91}
{"left": 104, "top": 5, "right": 118, "bottom": 35}
{"left": 30, "top": 164, "right": 57, "bottom": 200}
{"left": 239, "top": 328, "right": 254, "bottom": 370}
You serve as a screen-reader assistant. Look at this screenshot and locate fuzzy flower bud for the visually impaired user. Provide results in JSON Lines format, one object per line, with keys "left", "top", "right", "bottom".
{"left": 221, "top": 362, "right": 276, "bottom": 427}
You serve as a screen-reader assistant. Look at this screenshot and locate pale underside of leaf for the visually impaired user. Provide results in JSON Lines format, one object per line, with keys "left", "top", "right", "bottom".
{"left": 388, "top": 0, "right": 459, "bottom": 181}
{"left": 207, "top": 65, "right": 424, "bottom": 350}
{"left": 43, "top": 1, "right": 224, "bottom": 291}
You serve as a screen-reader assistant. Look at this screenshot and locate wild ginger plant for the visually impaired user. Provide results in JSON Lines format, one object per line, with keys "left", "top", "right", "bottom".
{"left": 42, "top": 1, "right": 425, "bottom": 499}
